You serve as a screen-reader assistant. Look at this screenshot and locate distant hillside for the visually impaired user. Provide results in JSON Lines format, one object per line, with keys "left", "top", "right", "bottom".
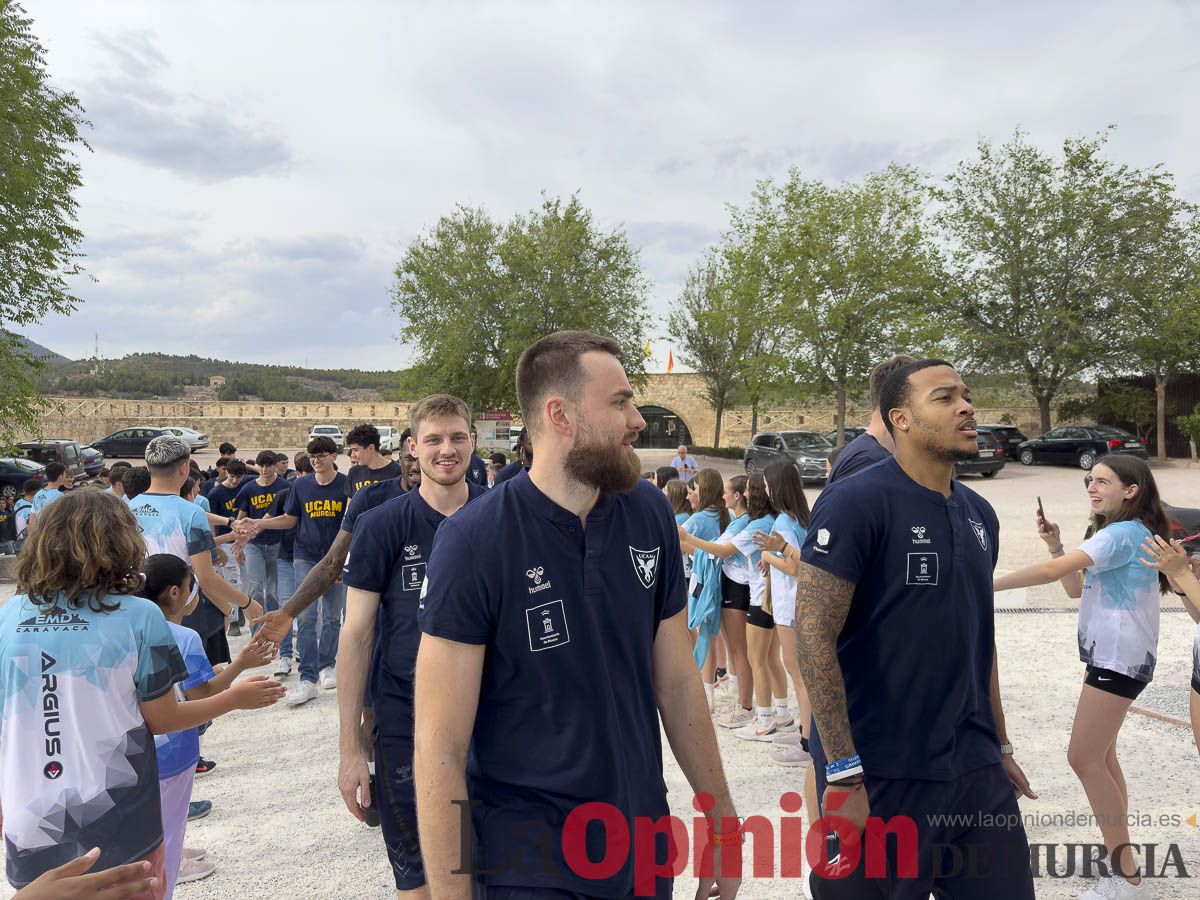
{"left": 40, "top": 352, "right": 416, "bottom": 402}
{"left": 6, "top": 333, "right": 72, "bottom": 367}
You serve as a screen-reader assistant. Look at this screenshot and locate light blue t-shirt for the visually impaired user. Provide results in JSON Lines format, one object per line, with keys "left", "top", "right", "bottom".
{"left": 30, "top": 487, "right": 62, "bottom": 515}
{"left": 1078, "top": 519, "right": 1161, "bottom": 682}
{"left": 0, "top": 593, "right": 186, "bottom": 887}
{"left": 767, "top": 512, "right": 808, "bottom": 625}
{"left": 731, "top": 514, "right": 776, "bottom": 607}
{"left": 126, "top": 492, "right": 215, "bottom": 563}
{"left": 683, "top": 508, "right": 723, "bottom": 596}
{"left": 717, "top": 513, "right": 751, "bottom": 584}
{"left": 155, "top": 622, "right": 216, "bottom": 779}
{"left": 194, "top": 494, "right": 211, "bottom": 514}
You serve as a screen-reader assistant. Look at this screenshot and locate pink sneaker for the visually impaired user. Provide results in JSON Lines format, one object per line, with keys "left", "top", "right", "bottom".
{"left": 773, "top": 730, "right": 804, "bottom": 746}
{"left": 176, "top": 856, "right": 216, "bottom": 884}
{"left": 183, "top": 847, "right": 206, "bottom": 861}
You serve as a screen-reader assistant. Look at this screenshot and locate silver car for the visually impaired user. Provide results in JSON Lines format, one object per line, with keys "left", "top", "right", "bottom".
{"left": 163, "top": 426, "right": 210, "bottom": 450}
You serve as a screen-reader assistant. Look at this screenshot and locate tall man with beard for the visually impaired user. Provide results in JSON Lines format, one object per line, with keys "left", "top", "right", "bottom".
{"left": 414, "top": 331, "right": 741, "bottom": 900}
{"left": 797, "top": 360, "right": 1035, "bottom": 898}
{"left": 336, "top": 396, "right": 486, "bottom": 898}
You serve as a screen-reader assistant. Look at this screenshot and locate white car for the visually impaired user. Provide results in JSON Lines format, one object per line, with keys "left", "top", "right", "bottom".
{"left": 307, "top": 424, "right": 345, "bottom": 450}
{"left": 376, "top": 426, "right": 398, "bottom": 453}
{"left": 163, "top": 426, "right": 209, "bottom": 450}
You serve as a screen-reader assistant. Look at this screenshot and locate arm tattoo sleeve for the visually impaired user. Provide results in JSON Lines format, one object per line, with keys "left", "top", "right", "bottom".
{"left": 283, "top": 530, "right": 352, "bottom": 617}
{"left": 794, "top": 562, "right": 858, "bottom": 763}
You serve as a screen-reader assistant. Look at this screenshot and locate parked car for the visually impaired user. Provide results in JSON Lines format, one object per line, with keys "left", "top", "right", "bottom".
{"left": 16, "top": 440, "right": 89, "bottom": 484}
{"left": 162, "top": 426, "right": 210, "bottom": 450}
{"left": 953, "top": 430, "right": 1005, "bottom": 478}
{"left": 80, "top": 446, "right": 105, "bottom": 477}
{"left": 90, "top": 427, "right": 170, "bottom": 458}
{"left": 1017, "top": 425, "right": 1149, "bottom": 470}
{"left": 0, "top": 457, "right": 45, "bottom": 498}
{"left": 976, "top": 425, "right": 1028, "bottom": 460}
{"left": 308, "top": 424, "right": 345, "bottom": 450}
{"left": 744, "top": 431, "right": 833, "bottom": 483}
{"left": 823, "top": 426, "right": 868, "bottom": 445}
{"left": 375, "top": 426, "right": 398, "bottom": 453}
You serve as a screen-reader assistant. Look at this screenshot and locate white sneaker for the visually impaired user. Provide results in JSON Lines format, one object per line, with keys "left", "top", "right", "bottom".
{"left": 773, "top": 716, "right": 798, "bottom": 733}
{"left": 176, "top": 856, "right": 216, "bottom": 884}
{"left": 273, "top": 656, "right": 292, "bottom": 677}
{"left": 285, "top": 680, "right": 318, "bottom": 706}
{"left": 715, "top": 707, "right": 755, "bottom": 729}
{"left": 319, "top": 667, "right": 337, "bottom": 690}
{"left": 1079, "top": 875, "right": 1152, "bottom": 899}
{"left": 771, "top": 743, "right": 812, "bottom": 766}
{"left": 733, "top": 720, "right": 778, "bottom": 742}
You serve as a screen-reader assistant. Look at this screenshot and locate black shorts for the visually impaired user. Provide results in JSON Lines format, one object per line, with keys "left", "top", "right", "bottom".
{"left": 376, "top": 735, "right": 425, "bottom": 890}
{"left": 1190, "top": 676, "right": 1199, "bottom": 695}
{"left": 746, "top": 603, "right": 774, "bottom": 629}
{"left": 200, "top": 628, "right": 231, "bottom": 667}
{"left": 720, "top": 571, "right": 750, "bottom": 611}
{"left": 1085, "top": 665, "right": 1147, "bottom": 700}
{"left": 810, "top": 764, "right": 1034, "bottom": 899}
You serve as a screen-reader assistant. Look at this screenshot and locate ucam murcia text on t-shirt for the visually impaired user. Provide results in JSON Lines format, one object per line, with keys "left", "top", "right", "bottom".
{"left": 304, "top": 498, "right": 344, "bottom": 517}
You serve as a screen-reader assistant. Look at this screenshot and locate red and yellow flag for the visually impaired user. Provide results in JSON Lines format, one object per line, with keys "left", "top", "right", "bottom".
{"left": 666, "top": 349, "right": 675, "bottom": 373}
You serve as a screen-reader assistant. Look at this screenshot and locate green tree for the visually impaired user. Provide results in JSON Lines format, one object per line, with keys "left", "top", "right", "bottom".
{"left": 938, "top": 130, "right": 1161, "bottom": 432}
{"left": 741, "top": 165, "right": 944, "bottom": 446}
{"left": 668, "top": 253, "right": 745, "bottom": 446}
{"left": 1175, "top": 404, "right": 1200, "bottom": 461}
{"left": 0, "top": 1, "right": 88, "bottom": 444}
{"left": 1108, "top": 183, "right": 1200, "bottom": 459}
{"left": 391, "top": 195, "right": 650, "bottom": 417}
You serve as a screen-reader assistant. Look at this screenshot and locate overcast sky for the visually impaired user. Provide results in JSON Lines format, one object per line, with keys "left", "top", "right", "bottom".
{"left": 19, "top": 0, "right": 1200, "bottom": 371}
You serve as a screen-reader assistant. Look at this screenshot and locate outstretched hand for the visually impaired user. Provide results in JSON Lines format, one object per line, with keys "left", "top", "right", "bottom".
{"left": 14, "top": 848, "right": 157, "bottom": 900}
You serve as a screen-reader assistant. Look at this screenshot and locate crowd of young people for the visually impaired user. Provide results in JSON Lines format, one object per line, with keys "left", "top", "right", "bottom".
{"left": 0, "top": 338, "right": 1197, "bottom": 900}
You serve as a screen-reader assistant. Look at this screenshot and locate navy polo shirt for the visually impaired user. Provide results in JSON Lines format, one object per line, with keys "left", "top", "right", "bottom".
{"left": 419, "top": 471, "right": 686, "bottom": 896}
{"left": 283, "top": 473, "right": 349, "bottom": 562}
{"left": 341, "top": 477, "right": 409, "bottom": 536}
{"left": 465, "top": 453, "right": 488, "bottom": 487}
{"left": 827, "top": 432, "right": 890, "bottom": 483}
{"left": 492, "top": 460, "right": 527, "bottom": 485}
{"left": 800, "top": 456, "right": 1001, "bottom": 782}
{"left": 343, "top": 483, "right": 486, "bottom": 738}
{"left": 235, "top": 477, "right": 291, "bottom": 546}
{"left": 346, "top": 460, "right": 401, "bottom": 499}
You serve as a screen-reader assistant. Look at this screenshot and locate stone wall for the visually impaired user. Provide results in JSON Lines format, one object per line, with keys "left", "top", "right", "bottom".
{"left": 24, "top": 385, "right": 1055, "bottom": 450}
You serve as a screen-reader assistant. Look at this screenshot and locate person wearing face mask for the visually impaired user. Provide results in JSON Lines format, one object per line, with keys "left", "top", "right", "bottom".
{"left": 414, "top": 331, "right": 741, "bottom": 900}
{"left": 996, "top": 455, "right": 1168, "bottom": 900}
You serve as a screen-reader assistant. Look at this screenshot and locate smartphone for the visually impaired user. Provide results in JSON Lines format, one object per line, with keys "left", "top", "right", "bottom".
{"left": 1036, "top": 496, "right": 1045, "bottom": 522}
{"left": 364, "top": 772, "right": 380, "bottom": 827}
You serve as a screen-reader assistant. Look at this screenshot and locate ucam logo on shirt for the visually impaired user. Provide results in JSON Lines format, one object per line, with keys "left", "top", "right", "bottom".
{"left": 969, "top": 519, "right": 988, "bottom": 551}
{"left": 629, "top": 546, "right": 660, "bottom": 589}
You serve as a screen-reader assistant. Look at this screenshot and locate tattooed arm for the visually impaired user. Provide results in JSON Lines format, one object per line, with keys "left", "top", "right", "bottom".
{"left": 794, "top": 561, "right": 869, "bottom": 827}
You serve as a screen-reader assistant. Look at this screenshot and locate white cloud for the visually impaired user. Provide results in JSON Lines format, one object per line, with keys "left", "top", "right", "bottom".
{"left": 19, "top": 0, "right": 1200, "bottom": 369}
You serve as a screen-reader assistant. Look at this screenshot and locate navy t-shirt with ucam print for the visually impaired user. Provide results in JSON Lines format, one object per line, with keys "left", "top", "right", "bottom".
{"left": 235, "top": 477, "right": 291, "bottom": 546}
{"left": 418, "top": 471, "right": 686, "bottom": 897}
{"left": 206, "top": 477, "right": 250, "bottom": 536}
{"left": 284, "top": 473, "right": 349, "bottom": 562}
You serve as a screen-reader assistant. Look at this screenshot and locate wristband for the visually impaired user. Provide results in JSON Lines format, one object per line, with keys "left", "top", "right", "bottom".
{"left": 711, "top": 828, "right": 744, "bottom": 846}
{"left": 1048, "top": 545, "right": 1064, "bottom": 555}
{"left": 826, "top": 754, "right": 864, "bottom": 783}
{"left": 238, "top": 597, "right": 251, "bottom": 611}
{"left": 1000, "top": 743, "right": 1013, "bottom": 755}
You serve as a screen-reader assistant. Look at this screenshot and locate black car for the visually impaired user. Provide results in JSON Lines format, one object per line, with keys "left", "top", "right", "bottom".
{"left": 744, "top": 431, "right": 832, "bottom": 482}
{"left": 976, "top": 424, "right": 1028, "bottom": 459}
{"left": 1017, "top": 425, "right": 1149, "bottom": 470}
{"left": 823, "top": 426, "right": 868, "bottom": 446}
{"left": 0, "top": 457, "right": 45, "bottom": 498}
{"left": 91, "top": 427, "right": 170, "bottom": 458}
{"left": 953, "top": 430, "right": 1005, "bottom": 478}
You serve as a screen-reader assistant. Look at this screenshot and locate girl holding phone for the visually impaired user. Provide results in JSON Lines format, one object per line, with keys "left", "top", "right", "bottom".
{"left": 994, "top": 456, "right": 1168, "bottom": 899}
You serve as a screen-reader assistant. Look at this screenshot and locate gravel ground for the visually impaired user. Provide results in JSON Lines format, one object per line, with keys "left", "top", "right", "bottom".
{"left": 2, "top": 456, "right": 1198, "bottom": 898}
